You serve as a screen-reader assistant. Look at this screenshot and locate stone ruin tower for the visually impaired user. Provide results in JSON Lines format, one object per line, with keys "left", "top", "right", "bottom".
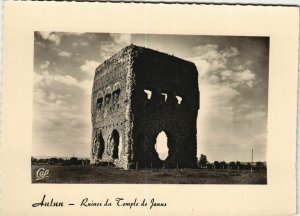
{"left": 91, "top": 44, "right": 199, "bottom": 169}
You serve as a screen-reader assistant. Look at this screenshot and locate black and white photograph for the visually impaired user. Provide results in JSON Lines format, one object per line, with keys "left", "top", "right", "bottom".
{"left": 32, "top": 32, "right": 269, "bottom": 184}
{"left": 3, "top": 2, "right": 299, "bottom": 215}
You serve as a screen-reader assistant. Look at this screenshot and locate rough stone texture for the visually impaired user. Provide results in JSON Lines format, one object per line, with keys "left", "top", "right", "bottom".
{"left": 91, "top": 45, "right": 199, "bottom": 169}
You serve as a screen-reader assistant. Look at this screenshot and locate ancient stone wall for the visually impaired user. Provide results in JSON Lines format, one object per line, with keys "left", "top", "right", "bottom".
{"left": 130, "top": 46, "right": 199, "bottom": 168}
{"left": 91, "top": 45, "right": 199, "bottom": 169}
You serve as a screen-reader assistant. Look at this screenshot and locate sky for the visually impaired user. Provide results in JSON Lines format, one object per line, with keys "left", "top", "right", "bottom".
{"left": 33, "top": 32, "right": 269, "bottom": 162}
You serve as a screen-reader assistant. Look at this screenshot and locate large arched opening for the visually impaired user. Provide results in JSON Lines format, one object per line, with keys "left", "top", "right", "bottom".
{"left": 97, "top": 131, "right": 105, "bottom": 159}
{"left": 110, "top": 129, "right": 120, "bottom": 159}
{"left": 154, "top": 131, "right": 169, "bottom": 161}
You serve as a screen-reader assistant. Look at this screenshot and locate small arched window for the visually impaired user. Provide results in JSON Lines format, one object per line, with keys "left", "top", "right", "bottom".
{"left": 112, "top": 89, "right": 121, "bottom": 104}
{"left": 96, "top": 97, "right": 103, "bottom": 110}
{"left": 176, "top": 96, "right": 183, "bottom": 104}
{"left": 161, "top": 93, "right": 168, "bottom": 102}
{"left": 144, "top": 89, "right": 152, "bottom": 99}
{"left": 105, "top": 94, "right": 111, "bottom": 105}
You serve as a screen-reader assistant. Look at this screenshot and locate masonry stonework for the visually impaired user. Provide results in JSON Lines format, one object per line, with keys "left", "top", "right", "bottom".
{"left": 91, "top": 45, "right": 199, "bottom": 169}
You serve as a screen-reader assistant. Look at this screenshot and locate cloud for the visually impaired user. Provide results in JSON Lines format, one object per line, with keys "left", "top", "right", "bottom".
{"left": 192, "top": 45, "right": 239, "bottom": 71}
{"left": 72, "top": 41, "right": 89, "bottom": 47}
{"left": 191, "top": 44, "right": 256, "bottom": 89}
{"left": 38, "top": 32, "right": 61, "bottom": 45}
{"left": 34, "top": 70, "right": 92, "bottom": 95}
{"left": 49, "top": 91, "right": 70, "bottom": 101}
{"left": 217, "top": 69, "right": 256, "bottom": 88}
{"left": 193, "top": 44, "right": 219, "bottom": 56}
{"left": 110, "top": 33, "right": 132, "bottom": 45}
{"left": 200, "top": 81, "right": 239, "bottom": 116}
{"left": 220, "top": 70, "right": 233, "bottom": 80}
{"left": 189, "top": 58, "right": 210, "bottom": 77}
{"left": 33, "top": 89, "right": 75, "bottom": 124}
{"left": 192, "top": 44, "right": 238, "bottom": 69}
{"left": 34, "top": 72, "right": 44, "bottom": 85}
{"left": 58, "top": 51, "right": 72, "bottom": 58}
{"left": 78, "top": 80, "right": 93, "bottom": 95}
{"left": 194, "top": 45, "right": 242, "bottom": 119}
{"left": 81, "top": 42, "right": 89, "bottom": 46}
{"left": 237, "top": 103, "right": 250, "bottom": 112}
{"left": 33, "top": 87, "right": 91, "bottom": 152}
{"left": 221, "top": 46, "right": 239, "bottom": 58}
{"left": 245, "top": 111, "right": 267, "bottom": 121}
{"left": 194, "top": 43, "right": 266, "bottom": 161}
{"left": 80, "top": 60, "right": 100, "bottom": 77}
{"left": 191, "top": 44, "right": 227, "bottom": 78}
{"left": 194, "top": 44, "right": 252, "bottom": 121}
{"left": 233, "top": 69, "right": 256, "bottom": 87}
{"left": 97, "top": 34, "right": 132, "bottom": 62}
{"left": 99, "top": 43, "right": 116, "bottom": 60}
{"left": 33, "top": 71, "right": 92, "bottom": 155}
{"left": 40, "top": 61, "right": 50, "bottom": 70}
{"left": 198, "top": 79, "right": 240, "bottom": 135}
{"left": 210, "top": 84, "right": 239, "bottom": 103}
{"left": 37, "top": 31, "right": 85, "bottom": 46}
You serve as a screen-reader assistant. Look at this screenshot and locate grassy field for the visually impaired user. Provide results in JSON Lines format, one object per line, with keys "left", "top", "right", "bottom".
{"left": 32, "top": 165, "right": 267, "bottom": 184}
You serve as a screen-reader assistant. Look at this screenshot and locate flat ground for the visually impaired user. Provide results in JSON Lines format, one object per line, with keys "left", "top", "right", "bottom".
{"left": 32, "top": 165, "right": 267, "bottom": 184}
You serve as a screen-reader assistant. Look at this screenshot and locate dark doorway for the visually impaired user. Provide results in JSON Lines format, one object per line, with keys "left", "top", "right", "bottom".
{"left": 111, "top": 130, "right": 120, "bottom": 159}
{"left": 97, "top": 131, "right": 105, "bottom": 159}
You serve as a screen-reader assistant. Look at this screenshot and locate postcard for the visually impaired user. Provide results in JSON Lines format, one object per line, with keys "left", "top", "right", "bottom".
{"left": 2, "top": 2, "right": 299, "bottom": 215}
